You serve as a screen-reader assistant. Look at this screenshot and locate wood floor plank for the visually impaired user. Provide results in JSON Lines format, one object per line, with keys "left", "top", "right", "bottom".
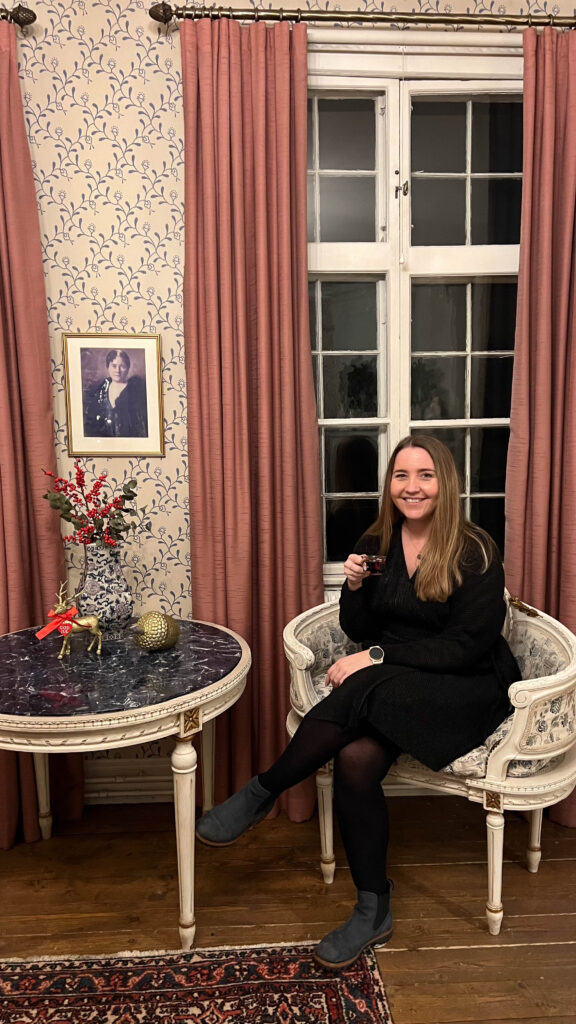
{"left": 0, "top": 796, "right": 575, "bottom": 1024}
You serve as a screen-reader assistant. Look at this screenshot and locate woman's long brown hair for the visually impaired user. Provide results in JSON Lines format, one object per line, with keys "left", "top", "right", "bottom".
{"left": 366, "top": 434, "right": 496, "bottom": 602}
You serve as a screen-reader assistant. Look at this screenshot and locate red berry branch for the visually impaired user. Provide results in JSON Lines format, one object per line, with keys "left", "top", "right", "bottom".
{"left": 43, "top": 462, "right": 150, "bottom": 547}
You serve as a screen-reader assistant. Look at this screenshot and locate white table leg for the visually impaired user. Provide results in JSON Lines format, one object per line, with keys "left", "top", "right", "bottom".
{"left": 171, "top": 737, "right": 197, "bottom": 950}
{"left": 33, "top": 752, "right": 52, "bottom": 840}
{"left": 201, "top": 718, "right": 215, "bottom": 812}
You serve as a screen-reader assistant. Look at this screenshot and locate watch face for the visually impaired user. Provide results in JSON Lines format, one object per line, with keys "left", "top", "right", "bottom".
{"left": 369, "top": 646, "right": 384, "bottom": 662}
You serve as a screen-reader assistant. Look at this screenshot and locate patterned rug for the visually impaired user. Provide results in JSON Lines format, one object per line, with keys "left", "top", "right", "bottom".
{"left": 0, "top": 942, "right": 394, "bottom": 1023}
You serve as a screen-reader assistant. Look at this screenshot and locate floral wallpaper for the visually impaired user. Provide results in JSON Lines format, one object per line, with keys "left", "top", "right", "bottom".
{"left": 18, "top": 0, "right": 189, "bottom": 620}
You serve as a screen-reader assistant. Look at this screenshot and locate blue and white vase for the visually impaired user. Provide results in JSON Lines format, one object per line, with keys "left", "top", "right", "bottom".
{"left": 76, "top": 545, "right": 134, "bottom": 629}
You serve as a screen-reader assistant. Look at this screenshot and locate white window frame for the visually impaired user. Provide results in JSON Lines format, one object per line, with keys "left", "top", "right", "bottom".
{"left": 307, "top": 31, "right": 523, "bottom": 592}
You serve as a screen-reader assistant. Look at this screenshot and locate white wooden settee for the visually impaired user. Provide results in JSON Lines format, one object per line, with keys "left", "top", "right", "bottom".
{"left": 283, "top": 594, "right": 576, "bottom": 935}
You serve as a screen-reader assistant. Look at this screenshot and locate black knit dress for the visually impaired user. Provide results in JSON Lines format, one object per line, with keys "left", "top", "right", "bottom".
{"left": 306, "top": 526, "right": 520, "bottom": 771}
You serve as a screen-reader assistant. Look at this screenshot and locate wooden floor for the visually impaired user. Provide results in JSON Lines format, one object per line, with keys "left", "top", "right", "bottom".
{"left": 1, "top": 795, "right": 575, "bottom": 1023}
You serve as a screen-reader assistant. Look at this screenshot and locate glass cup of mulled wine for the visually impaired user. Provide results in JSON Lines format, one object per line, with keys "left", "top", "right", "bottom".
{"left": 363, "top": 554, "right": 386, "bottom": 574}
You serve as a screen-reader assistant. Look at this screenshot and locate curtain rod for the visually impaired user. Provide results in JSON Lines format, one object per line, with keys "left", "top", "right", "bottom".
{"left": 0, "top": 5, "right": 36, "bottom": 26}
{"left": 149, "top": 2, "right": 575, "bottom": 29}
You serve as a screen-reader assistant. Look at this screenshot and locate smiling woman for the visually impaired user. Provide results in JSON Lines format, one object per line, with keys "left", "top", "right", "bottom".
{"left": 194, "top": 433, "right": 521, "bottom": 970}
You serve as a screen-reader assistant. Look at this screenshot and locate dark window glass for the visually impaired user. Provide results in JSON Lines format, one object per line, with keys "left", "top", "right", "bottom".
{"left": 326, "top": 498, "right": 380, "bottom": 561}
{"left": 470, "top": 497, "right": 505, "bottom": 554}
{"left": 411, "top": 179, "right": 466, "bottom": 245}
{"left": 411, "top": 356, "right": 466, "bottom": 419}
{"left": 325, "top": 430, "right": 379, "bottom": 493}
{"left": 322, "top": 282, "right": 377, "bottom": 352}
{"left": 320, "top": 178, "right": 375, "bottom": 242}
{"left": 411, "top": 102, "right": 466, "bottom": 173}
{"left": 307, "top": 175, "right": 315, "bottom": 242}
{"left": 308, "top": 282, "right": 317, "bottom": 350}
{"left": 307, "top": 98, "right": 314, "bottom": 170}
{"left": 471, "top": 101, "right": 523, "bottom": 174}
{"left": 412, "top": 283, "right": 466, "bottom": 353}
{"left": 472, "top": 282, "right": 517, "bottom": 351}
{"left": 470, "top": 428, "right": 509, "bottom": 492}
{"left": 471, "top": 179, "right": 522, "bottom": 245}
{"left": 319, "top": 99, "right": 375, "bottom": 170}
{"left": 323, "top": 356, "right": 378, "bottom": 418}
{"left": 470, "top": 356, "right": 513, "bottom": 418}
{"left": 312, "top": 355, "right": 318, "bottom": 405}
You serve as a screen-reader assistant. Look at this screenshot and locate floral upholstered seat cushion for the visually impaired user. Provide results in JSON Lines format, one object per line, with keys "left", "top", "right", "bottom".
{"left": 299, "top": 615, "right": 570, "bottom": 780}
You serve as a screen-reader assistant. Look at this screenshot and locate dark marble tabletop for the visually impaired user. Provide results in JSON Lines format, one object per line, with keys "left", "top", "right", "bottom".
{"left": 0, "top": 621, "right": 243, "bottom": 719}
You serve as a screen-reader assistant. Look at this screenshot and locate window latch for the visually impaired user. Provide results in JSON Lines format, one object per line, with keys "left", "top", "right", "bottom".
{"left": 394, "top": 180, "right": 409, "bottom": 199}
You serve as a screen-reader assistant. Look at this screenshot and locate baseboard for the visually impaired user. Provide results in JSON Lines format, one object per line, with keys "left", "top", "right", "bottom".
{"left": 84, "top": 756, "right": 174, "bottom": 804}
{"left": 83, "top": 756, "right": 436, "bottom": 804}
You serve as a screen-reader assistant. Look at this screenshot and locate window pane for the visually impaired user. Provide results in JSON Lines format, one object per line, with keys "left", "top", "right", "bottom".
{"left": 307, "top": 175, "right": 315, "bottom": 242}
{"left": 472, "top": 101, "right": 523, "bottom": 173}
{"left": 472, "top": 282, "right": 517, "bottom": 351}
{"left": 324, "top": 356, "right": 378, "bottom": 418}
{"left": 411, "top": 356, "right": 465, "bottom": 419}
{"left": 470, "top": 356, "right": 513, "bottom": 418}
{"left": 326, "top": 498, "right": 380, "bottom": 561}
{"left": 322, "top": 282, "right": 377, "bottom": 352}
{"left": 412, "top": 283, "right": 466, "bottom": 353}
{"left": 411, "top": 102, "right": 466, "bottom": 173}
{"left": 470, "top": 496, "right": 505, "bottom": 554}
{"left": 471, "top": 179, "right": 521, "bottom": 244}
{"left": 325, "top": 429, "right": 379, "bottom": 492}
{"left": 411, "top": 427, "right": 466, "bottom": 483}
{"left": 320, "top": 177, "right": 375, "bottom": 242}
{"left": 308, "top": 282, "right": 317, "bottom": 349}
{"left": 411, "top": 179, "right": 466, "bottom": 245}
{"left": 307, "top": 98, "right": 313, "bottom": 170}
{"left": 470, "top": 428, "right": 509, "bottom": 492}
{"left": 319, "top": 99, "right": 375, "bottom": 170}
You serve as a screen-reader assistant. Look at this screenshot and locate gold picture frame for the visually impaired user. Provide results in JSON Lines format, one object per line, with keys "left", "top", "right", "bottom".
{"left": 63, "top": 333, "right": 164, "bottom": 457}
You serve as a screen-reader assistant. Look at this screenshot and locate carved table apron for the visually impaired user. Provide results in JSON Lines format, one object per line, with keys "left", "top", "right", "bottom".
{"left": 0, "top": 619, "right": 251, "bottom": 950}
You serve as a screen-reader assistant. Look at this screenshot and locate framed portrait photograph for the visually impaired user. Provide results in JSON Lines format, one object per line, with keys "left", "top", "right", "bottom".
{"left": 63, "top": 333, "right": 164, "bottom": 457}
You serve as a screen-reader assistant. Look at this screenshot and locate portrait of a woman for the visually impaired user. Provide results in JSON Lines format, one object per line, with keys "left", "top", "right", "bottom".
{"left": 82, "top": 349, "right": 148, "bottom": 439}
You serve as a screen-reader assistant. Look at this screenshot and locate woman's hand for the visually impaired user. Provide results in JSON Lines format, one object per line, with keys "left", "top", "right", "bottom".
{"left": 325, "top": 649, "right": 373, "bottom": 688}
{"left": 344, "top": 553, "right": 369, "bottom": 592}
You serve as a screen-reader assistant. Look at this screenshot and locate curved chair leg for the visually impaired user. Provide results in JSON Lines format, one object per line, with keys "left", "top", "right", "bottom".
{"left": 316, "top": 762, "right": 335, "bottom": 884}
{"left": 486, "top": 809, "right": 505, "bottom": 935}
{"left": 526, "top": 807, "right": 543, "bottom": 873}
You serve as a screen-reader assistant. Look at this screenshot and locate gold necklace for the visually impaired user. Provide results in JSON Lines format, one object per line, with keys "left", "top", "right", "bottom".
{"left": 402, "top": 525, "right": 427, "bottom": 561}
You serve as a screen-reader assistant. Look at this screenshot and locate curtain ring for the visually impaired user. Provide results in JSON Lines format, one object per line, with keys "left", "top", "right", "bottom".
{"left": 279, "top": 7, "right": 284, "bottom": 20}
{"left": 296, "top": 7, "right": 302, "bottom": 21}
{"left": 528, "top": 12, "right": 532, "bottom": 26}
{"left": 254, "top": 7, "right": 259, "bottom": 19}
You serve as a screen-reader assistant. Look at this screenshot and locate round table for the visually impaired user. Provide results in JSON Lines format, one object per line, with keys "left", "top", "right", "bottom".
{"left": 0, "top": 619, "right": 251, "bottom": 950}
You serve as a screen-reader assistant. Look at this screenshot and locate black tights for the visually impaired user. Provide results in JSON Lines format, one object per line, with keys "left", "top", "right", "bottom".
{"left": 259, "top": 715, "right": 400, "bottom": 893}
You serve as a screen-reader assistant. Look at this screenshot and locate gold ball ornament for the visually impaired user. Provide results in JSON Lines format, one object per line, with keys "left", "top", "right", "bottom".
{"left": 132, "top": 611, "right": 181, "bottom": 651}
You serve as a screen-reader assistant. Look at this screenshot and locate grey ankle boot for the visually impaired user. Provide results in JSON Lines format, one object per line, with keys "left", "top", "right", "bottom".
{"left": 195, "top": 776, "right": 275, "bottom": 847}
{"left": 314, "top": 887, "right": 393, "bottom": 969}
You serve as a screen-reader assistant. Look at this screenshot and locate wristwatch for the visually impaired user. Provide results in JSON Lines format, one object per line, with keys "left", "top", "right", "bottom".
{"left": 368, "top": 645, "right": 385, "bottom": 664}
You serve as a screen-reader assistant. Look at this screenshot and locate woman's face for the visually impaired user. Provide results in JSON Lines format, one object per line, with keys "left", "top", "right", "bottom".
{"left": 390, "top": 446, "right": 439, "bottom": 525}
{"left": 108, "top": 357, "right": 130, "bottom": 382}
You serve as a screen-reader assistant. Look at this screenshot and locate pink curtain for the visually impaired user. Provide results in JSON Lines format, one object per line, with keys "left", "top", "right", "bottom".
{"left": 0, "top": 22, "right": 71, "bottom": 848}
{"left": 181, "top": 19, "right": 324, "bottom": 819}
{"left": 505, "top": 27, "right": 576, "bottom": 826}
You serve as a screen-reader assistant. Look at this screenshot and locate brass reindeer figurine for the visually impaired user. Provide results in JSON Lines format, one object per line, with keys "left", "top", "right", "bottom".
{"left": 52, "top": 583, "right": 103, "bottom": 659}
